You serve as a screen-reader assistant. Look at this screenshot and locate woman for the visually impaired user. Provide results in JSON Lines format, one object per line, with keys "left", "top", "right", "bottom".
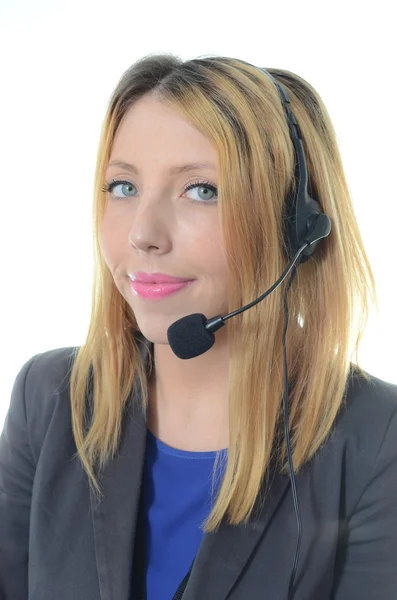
{"left": 1, "top": 54, "right": 396, "bottom": 600}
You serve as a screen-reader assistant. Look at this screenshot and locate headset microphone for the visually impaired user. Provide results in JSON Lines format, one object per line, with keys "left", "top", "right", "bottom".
{"left": 166, "top": 68, "right": 332, "bottom": 600}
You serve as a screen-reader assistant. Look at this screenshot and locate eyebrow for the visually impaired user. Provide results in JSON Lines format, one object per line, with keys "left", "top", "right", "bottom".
{"left": 106, "top": 160, "right": 217, "bottom": 175}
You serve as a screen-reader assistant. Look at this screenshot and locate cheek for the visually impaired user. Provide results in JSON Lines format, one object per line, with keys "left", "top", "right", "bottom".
{"left": 100, "top": 216, "right": 123, "bottom": 269}
{"left": 189, "top": 225, "right": 228, "bottom": 278}
{"left": 204, "top": 221, "right": 227, "bottom": 267}
{"left": 100, "top": 225, "right": 112, "bottom": 265}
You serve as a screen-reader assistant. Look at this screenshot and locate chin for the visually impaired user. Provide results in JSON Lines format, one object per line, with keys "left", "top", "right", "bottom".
{"left": 132, "top": 316, "right": 176, "bottom": 346}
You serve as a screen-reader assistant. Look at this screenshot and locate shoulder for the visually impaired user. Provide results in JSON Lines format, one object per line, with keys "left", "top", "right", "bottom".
{"left": 326, "top": 369, "right": 397, "bottom": 595}
{"left": 21, "top": 345, "right": 78, "bottom": 386}
{"left": 7, "top": 347, "right": 79, "bottom": 462}
{"left": 7, "top": 336, "right": 150, "bottom": 463}
{"left": 314, "top": 365, "right": 397, "bottom": 517}
{"left": 15, "top": 346, "right": 79, "bottom": 408}
{"left": 335, "top": 365, "right": 397, "bottom": 452}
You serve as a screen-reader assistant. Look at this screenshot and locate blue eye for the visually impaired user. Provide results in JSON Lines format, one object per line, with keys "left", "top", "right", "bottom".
{"left": 101, "top": 180, "right": 136, "bottom": 199}
{"left": 101, "top": 179, "right": 218, "bottom": 205}
{"left": 183, "top": 180, "right": 218, "bottom": 204}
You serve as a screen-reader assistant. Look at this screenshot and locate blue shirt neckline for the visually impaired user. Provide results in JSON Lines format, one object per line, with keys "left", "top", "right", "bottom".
{"left": 146, "top": 428, "right": 228, "bottom": 459}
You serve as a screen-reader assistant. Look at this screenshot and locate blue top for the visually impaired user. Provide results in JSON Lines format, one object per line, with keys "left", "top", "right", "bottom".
{"left": 142, "top": 428, "right": 228, "bottom": 599}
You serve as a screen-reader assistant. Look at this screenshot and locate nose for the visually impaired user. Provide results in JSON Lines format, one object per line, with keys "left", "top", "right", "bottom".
{"left": 127, "top": 200, "right": 172, "bottom": 254}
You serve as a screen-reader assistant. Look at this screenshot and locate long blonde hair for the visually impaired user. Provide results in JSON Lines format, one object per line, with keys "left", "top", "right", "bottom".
{"left": 70, "top": 53, "right": 377, "bottom": 532}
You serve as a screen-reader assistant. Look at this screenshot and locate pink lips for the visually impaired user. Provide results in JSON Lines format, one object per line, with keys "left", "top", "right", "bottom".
{"left": 129, "top": 279, "right": 194, "bottom": 299}
{"left": 132, "top": 271, "right": 191, "bottom": 284}
{"left": 129, "top": 271, "right": 194, "bottom": 299}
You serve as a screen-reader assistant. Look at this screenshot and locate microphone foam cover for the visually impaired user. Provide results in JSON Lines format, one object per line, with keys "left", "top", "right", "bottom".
{"left": 167, "top": 313, "right": 215, "bottom": 359}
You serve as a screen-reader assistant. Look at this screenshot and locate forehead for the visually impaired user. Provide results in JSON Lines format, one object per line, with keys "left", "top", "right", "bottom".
{"left": 109, "top": 96, "right": 218, "bottom": 171}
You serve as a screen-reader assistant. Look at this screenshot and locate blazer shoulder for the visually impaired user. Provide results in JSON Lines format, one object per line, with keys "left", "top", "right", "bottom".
{"left": 19, "top": 345, "right": 79, "bottom": 409}
{"left": 7, "top": 346, "right": 80, "bottom": 463}
{"left": 339, "top": 366, "right": 397, "bottom": 436}
{"left": 318, "top": 366, "right": 397, "bottom": 516}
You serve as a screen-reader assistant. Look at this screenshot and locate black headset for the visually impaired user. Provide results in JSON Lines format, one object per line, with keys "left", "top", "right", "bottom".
{"left": 135, "top": 66, "right": 333, "bottom": 600}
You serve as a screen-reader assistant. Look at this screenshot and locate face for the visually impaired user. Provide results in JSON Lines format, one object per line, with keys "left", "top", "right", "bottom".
{"left": 100, "top": 94, "right": 229, "bottom": 345}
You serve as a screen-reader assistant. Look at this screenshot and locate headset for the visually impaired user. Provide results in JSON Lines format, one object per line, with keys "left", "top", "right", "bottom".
{"left": 135, "top": 65, "right": 332, "bottom": 600}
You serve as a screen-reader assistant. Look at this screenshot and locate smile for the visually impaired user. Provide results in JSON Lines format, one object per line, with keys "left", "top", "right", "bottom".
{"left": 129, "top": 279, "right": 194, "bottom": 299}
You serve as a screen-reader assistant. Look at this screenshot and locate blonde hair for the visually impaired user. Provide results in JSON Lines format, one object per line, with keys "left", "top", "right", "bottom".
{"left": 70, "top": 53, "right": 377, "bottom": 532}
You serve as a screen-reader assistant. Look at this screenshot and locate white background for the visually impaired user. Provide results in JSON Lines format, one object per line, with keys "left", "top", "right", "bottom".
{"left": 0, "top": 0, "right": 396, "bottom": 429}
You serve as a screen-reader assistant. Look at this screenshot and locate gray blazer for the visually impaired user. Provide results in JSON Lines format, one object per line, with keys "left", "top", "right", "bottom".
{"left": 1, "top": 339, "right": 397, "bottom": 600}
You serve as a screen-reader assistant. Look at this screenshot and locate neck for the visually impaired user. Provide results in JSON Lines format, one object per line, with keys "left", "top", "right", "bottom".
{"left": 147, "top": 328, "right": 229, "bottom": 451}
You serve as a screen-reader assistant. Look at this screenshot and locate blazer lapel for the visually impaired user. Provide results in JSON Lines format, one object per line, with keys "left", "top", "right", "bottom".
{"left": 182, "top": 466, "right": 291, "bottom": 600}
